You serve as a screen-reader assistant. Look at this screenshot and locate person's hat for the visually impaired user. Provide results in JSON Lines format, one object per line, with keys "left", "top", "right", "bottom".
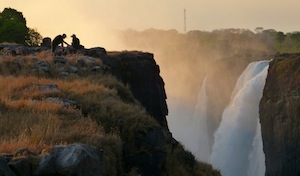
{"left": 71, "top": 34, "right": 76, "bottom": 38}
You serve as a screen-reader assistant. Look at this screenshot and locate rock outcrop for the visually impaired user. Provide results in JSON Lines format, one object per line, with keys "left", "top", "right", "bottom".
{"left": 35, "top": 143, "right": 104, "bottom": 176}
{"left": 0, "top": 144, "right": 104, "bottom": 176}
{"left": 104, "top": 51, "right": 169, "bottom": 128}
{"left": 0, "top": 44, "right": 219, "bottom": 176}
{"left": 260, "top": 53, "right": 300, "bottom": 176}
{"left": 0, "top": 156, "right": 17, "bottom": 176}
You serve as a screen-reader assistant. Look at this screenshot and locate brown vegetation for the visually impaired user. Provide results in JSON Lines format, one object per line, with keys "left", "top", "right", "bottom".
{"left": 0, "top": 50, "right": 219, "bottom": 175}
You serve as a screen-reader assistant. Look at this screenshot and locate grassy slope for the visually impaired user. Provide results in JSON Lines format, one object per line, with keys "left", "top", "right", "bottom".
{"left": 0, "top": 50, "right": 219, "bottom": 176}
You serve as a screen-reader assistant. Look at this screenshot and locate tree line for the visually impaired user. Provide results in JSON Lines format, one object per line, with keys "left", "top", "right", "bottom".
{"left": 3, "top": 7, "right": 300, "bottom": 53}
{"left": 0, "top": 8, "right": 42, "bottom": 46}
{"left": 118, "top": 27, "right": 300, "bottom": 58}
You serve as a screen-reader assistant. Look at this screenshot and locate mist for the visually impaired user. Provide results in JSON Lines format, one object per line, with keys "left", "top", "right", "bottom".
{"left": 115, "top": 28, "right": 275, "bottom": 108}
{"left": 0, "top": 0, "right": 284, "bottom": 167}
{"left": 210, "top": 60, "right": 268, "bottom": 176}
{"left": 113, "top": 28, "right": 277, "bottom": 167}
{"left": 0, "top": 1, "right": 299, "bottom": 174}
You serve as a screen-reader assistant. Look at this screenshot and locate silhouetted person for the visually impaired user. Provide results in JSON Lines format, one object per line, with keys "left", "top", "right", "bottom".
{"left": 69, "top": 34, "right": 84, "bottom": 53}
{"left": 71, "top": 34, "right": 80, "bottom": 50}
{"left": 52, "top": 34, "right": 69, "bottom": 53}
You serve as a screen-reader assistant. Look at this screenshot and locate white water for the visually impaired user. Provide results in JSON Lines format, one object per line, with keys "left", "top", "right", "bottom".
{"left": 166, "top": 99, "right": 198, "bottom": 160}
{"left": 209, "top": 60, "right": 269, "bottom": 176}
{"left": 166, "top": 77, "right": 211, "bottom": 163}
{"left": 247, "top": 117, "right": 266, "bottom": 176}
{"left": 190, "top": 76, "right": 210, "bottom": 162}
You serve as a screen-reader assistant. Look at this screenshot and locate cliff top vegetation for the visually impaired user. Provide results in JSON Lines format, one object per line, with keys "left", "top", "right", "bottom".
{"left": 0, "top": 46, "right": 220, "bottom": 175}
{"left": 0, "top": 8, "right": 42, "bottom": 46}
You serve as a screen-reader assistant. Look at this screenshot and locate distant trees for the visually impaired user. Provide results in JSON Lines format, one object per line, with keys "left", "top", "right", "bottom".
{"left": 276, "top": 32, "right": 286, "bottom": 44}
{"left": 289, "top": 32, "right": 300, "bottom": 42}
{"left": 255, "top": 27, "right": 264, "bottom": 34}
{"left": 0, "top": 8, "right": 42, "bottom": 46}
{"left": 118, "top": 27, "right": 300, "bottom": 59}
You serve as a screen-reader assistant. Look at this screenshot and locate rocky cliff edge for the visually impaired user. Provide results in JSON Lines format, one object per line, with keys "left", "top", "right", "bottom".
{"left": 0, "top": 44, "right": 219, "bottom": 176}
{"left": 260, "top": 53, "right": 300, "bottom": 176}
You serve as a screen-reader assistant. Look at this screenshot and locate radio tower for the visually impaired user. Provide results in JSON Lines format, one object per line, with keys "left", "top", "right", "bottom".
{"left": 184, "top": 9, "right": 186, "bottom": 33}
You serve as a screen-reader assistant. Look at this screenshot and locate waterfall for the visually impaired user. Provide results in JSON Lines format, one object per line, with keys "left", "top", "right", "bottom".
{"left": 191, "top": 76, "right": 210, "bottom": 162}
{"left": 166, "top": 77, "right": 211, "bottom": 163}
{"left": 209, "top": 60, "right": 269, "bottom": 176}
{"left": 247, "top": 117, "right": 266, "bottom": 176}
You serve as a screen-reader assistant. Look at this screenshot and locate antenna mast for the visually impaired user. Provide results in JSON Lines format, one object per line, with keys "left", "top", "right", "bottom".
{"left": 184, "top": 9, "right": 186, "bottom": 33}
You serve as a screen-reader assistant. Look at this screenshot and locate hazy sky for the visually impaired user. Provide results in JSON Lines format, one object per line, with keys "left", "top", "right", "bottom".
{"left": 1, "top": 0, "right": 300, "bottom": 49}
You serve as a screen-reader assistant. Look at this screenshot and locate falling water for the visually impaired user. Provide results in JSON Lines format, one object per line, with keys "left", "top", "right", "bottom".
{"left": 190, "top": 76, "right": 210, "bottom": 162}
{"left": 166, "top": 77, "right": 211, "bottom": 163}
{"left": 247, "top": 117, "right": 266, "bottom": 176}
{"left": 209, "top": 60, "right": 269, "bottom": 176}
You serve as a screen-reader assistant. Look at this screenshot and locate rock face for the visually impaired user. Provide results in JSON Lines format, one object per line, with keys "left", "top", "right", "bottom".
{"left": 102, "top": 52, "right": 171, "bottom": 174}
{"left": 122, "top": 127, "right": 167, "bottom": 176}
{"left": 104, "top": 51, "right": 169, "bottom": 128}
{"left": 260, "top": 53, "right": 300, "bottom": 176}
{"left": 0, "top": 156, "right": 17, "bottom": 176}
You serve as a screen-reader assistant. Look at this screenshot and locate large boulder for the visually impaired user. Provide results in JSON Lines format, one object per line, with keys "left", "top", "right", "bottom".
{"left": 85, "top": 47, "right": 106, "bottom": 59}
{"left": 8, "top": 158, "right": 31, "bottom": 176}
{"left": 45, "top": 97, "right": 81, "bottom": 109}
{"left": 53, "top": 56, "right": 67, "bottom": 64}
{"left": 41, "top": 37, "right": 52, "bottom": 48}
{"left": 0, "top": 156, "right": 17, "bottom": 176}
{"left": 76, "top": 56, "right": 99, "bottom": 66}
{"left": 34, "top": 143, "right": 104, "bottom": 176}
{"left": 33, "top": 60, "right": 50, "bottom": 73}
{"left": 0, "top": 45, "right": 31, "bottom": 56}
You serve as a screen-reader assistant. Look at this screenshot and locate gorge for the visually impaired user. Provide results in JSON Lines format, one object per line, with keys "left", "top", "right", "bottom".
{"left": 168, "top": 54, "right": 300, "bottom": 176}
{"left": 0, "top": 44, "right": 220, "bottom": 176}
{"left": 0, "top": 43, "right": 299, "bottom": 175}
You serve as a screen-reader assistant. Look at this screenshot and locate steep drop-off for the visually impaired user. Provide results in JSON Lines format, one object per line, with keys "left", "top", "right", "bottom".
{"left": 103, "top": 51, "right": 168, "bottom": 128}
{"left": 0, "top": 44, "right": 219, "bottom": 176}
{"left": 260, "top": 53, "right": 300, "bottom": 176}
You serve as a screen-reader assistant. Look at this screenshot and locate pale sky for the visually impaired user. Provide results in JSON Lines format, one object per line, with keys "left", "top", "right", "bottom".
{"left": 1, "top": 0, "right": 300, "bottom": 49}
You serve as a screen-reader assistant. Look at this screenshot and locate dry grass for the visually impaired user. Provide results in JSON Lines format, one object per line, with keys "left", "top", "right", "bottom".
{"left": 0, "top": 51, "right": 156, "bottom": 175}
{"left": 0, "top": 70, "right": 125, "bottom": 175}
{"left": 0, "top": 51, "right": 220, "bottom": 176}
{"left": 0, "top": 75, "right": 123, "bottom": 148}
{"left": 0, "top": 100, "right": 112, "bottom": 152}
{"left": 163, "top": 143, "right": 220, "bottom": 176}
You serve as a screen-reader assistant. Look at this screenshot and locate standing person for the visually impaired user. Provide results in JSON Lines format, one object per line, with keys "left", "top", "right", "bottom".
{"left": 52, "top": 34, "right": 69, "bottom": 53}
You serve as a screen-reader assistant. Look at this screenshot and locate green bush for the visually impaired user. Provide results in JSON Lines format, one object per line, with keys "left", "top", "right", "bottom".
{"left": 0, "top": 8, "right": 42, "bottom": 45}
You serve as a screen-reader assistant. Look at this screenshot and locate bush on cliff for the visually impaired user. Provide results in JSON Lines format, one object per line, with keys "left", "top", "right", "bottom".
{"left": 0, "top": 8, "right": 42, "bottom": 46}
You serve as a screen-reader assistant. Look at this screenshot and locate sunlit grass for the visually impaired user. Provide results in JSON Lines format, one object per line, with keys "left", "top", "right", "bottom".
{"left": 0, "top": 50, "right": 154, "bottom": 175}
{"left": 0, "top": 50, "right": 220, "bottom": 175}
{"left": 0, "top": 51, "right": 126, "bottom": 175}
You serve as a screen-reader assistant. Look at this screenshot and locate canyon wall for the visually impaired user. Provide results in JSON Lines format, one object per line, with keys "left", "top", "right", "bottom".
{"left": 260, "top": 53, "right": 300, "bottom": 175}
